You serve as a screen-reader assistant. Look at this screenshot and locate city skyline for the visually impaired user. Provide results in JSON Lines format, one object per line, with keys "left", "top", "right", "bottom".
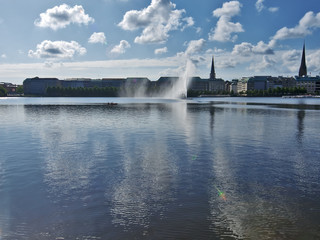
{"left": 1, "top": 0, "right": 320, "bottom": 84}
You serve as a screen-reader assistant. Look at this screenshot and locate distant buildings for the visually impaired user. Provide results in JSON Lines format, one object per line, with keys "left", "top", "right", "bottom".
{"left": 0, "top": 82, "right": 20, "bottom": 95}
{"left": 23, "top": 77, "right": 60, "bottom": 95}
{"left": 22, "top": 46, "right": 320, "bottom": 96}
{"left": 296, "top": 76, "right": 320, "bottom": 93}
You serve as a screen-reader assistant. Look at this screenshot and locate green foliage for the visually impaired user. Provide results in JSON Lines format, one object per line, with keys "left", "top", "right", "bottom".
{"left": 246, "top": 87, "right": 307, "bottom": 97}
{"left": 0, "top": 86, "right": 7, "bottom": 97}
{"left": 16, "top": 85, "right": 24, "bottom": 94}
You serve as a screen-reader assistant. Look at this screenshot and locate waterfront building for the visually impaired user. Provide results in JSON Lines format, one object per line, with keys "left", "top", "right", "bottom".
{"left": 267, "top": 76, "right": 296, "bottom": 89}
{"left": 126, "top": 77, "right": 150, "bottom": 86}
{"left": 296, "top": 76, "right": 320, "bottom": 94}
{"left": 189, "top": 77, "right": 209, "bottom": 91}
{"left": 102, "top": 78, "right": 126, "bottom": 88}
{"left": 208, "top": 78, "right": 225, "bottom": 92}
{"left": 156, "top": 77, "right": 179, "bottom": 88}
{"left": 237, "top": 77, "right": 248, "bottom": 93}
{"left": 230, "top": 79, "right": 238, "bottom": 94}
{"left": 236, "top": 76, "right": 269, "bottom": 93}
{"left": 23, "top": 77, "right": 60, "bottom": 95}
{"left": 295, "top": 42, "right": 320, "bottom": 94}
{"left": 0, "top": 82, "right": 19, "bottom": 94}
{"left": 225, "top": 81, "right": 231, "bottom": 93}
{"left": 207, "top": 56, "right": 225, "bottom": 92}
{"left": 248, "top": 76, "right": 269, "bottom": 90}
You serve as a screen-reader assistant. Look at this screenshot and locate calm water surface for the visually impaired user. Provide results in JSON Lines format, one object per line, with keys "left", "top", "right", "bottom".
{"left": 0, "top": 97, "right": 320, "bottom": 239}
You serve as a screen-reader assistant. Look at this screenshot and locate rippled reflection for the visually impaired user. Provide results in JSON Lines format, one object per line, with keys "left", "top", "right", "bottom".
{"left": 110, "top": 103, "right": 187, "bottom": 229}
{"left": 0, "top": 99, "right": 319, "bottom": 239}
{"left": 296, "top": 109, "right": 305, "bottom": 142}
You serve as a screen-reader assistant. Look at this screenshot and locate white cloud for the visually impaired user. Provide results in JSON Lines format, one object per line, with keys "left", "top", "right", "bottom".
{"left": 28, "top": 40, "right": 87, "bottom": 59}
{"left": 209, "top": 1, "right": 244, "bottom": 42}
{"left": 88, "top": 32, "right": 106, "bottom": 44}
{"left": 1, "top": 54, "right": 7, "bottom": 59}
{"left": 118, "top": 0, "right": 193, "bottom": 44}
{"left": 281, "top": 50, "right": 300, "bottom": 72}
{"left": 255, "top": 0, "right": 264, "bottom": 12}
{"left": 110, "top": 40, "right": 131, "bottom": 54}
{"left": 44, "top": 61, "right": 54, "bottom": 68}
{"left": 34, "top": 4, "right": 94, "bottom": 30}
{"left": 273, "top": 11, "right": 320, "bottom": 40}
{"left": 307, "top": 49, "right": 320, "bottom": 73}
{"left": 268, "top": 7, "right": 279, "bottom": 13}
{"left": 232, "top": 41, "right": 274, "bottom": 56}
{"left": 256, "top": 0, "right": 279, "bottom": 13}
{"left": 249, "top": 55, "right": 276, "bottom": 71}
{"left": 154, "top": 47, "right": 168, "bottom": 55}
{"left": 281, "top": 49, "right": 320, "bottom": 74}
{"left": 182, "top": 17, "right": 194, "bottom": 31}
{"left": 185, "top": 39, "right": 206, "bottom": 56}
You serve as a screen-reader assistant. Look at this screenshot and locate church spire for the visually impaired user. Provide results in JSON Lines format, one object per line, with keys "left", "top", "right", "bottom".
{"left": 210, "top": 56, "right": 216, "bottom": 80}
{"left": 298, "top": 42, "right": 307, "bottom": 77}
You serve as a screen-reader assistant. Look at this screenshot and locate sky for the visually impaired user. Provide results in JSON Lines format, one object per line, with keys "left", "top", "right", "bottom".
{"left": 1, "top": 0, "right": 320, "bottom": 84}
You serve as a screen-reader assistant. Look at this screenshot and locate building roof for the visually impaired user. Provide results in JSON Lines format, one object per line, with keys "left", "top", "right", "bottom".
{"left": 295, "top": 76, "right": 320, "bottom": 81}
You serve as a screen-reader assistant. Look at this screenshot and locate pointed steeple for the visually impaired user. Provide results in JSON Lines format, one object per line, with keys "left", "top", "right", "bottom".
{"left": 298, "top": 42, "right": 307, "bottom": 77}
{"left": 210, "top": 56, "right": 216, "bottom": 80}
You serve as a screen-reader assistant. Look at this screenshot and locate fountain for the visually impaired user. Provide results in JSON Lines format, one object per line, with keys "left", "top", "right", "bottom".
{"left": 162, "top": 59, "right": 195, "bottom": 99}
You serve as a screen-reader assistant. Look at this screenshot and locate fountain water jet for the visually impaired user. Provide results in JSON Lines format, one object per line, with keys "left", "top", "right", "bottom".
{"left": 162, "top": 59, "right": 195, "bottom": 99}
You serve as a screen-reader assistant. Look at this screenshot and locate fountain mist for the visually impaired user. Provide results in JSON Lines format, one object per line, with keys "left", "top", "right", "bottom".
{"left": 162, "top": 59, "right": 195, "bottom": 99}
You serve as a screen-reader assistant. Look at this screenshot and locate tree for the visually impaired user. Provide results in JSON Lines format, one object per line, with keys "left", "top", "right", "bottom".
{"left": 0, "top": 86, "right": 7, "bottom": 97}
{"left": 16, "top": 85, "right": 24, "bottom": 94}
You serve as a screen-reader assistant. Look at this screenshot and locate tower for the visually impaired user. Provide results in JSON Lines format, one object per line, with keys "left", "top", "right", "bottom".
{"left": 298, "top": 42, "right": 307, "bottom": 77}
{"left": 210, "top": 56, "right": 216, "bottom": 80}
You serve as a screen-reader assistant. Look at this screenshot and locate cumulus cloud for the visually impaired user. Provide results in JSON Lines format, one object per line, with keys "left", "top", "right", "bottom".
{"left": 185, "top": 39, "right": 206, "bottom": 56}
{"left": 1, "top": 54, "right": 7, "bottom": 59}
{"left": 255, "top": 0, "right": 264, "bottom": 12}
{"left": 34, "top": 4, "right": 94, "bottom": 30}
{"left": 28, "top": 40, "right": 86, "bottom": 59}
{"left": 88, "top": 32, "right": 106, "bottom": 44}
{"left": 268, "top": 7, "right": 279, "bottom": 13}
{"left": 118, "top": 0, "right": 193, "bottom": 44}
{"left": 154, "top": 47, "right": 168, "bottom": 55}
{"left": 281, "top": 49, "right": 300, "bottom": 72}
{"left": 249, "top": 55, "right": 276, "bottom": 71}
{"left": 182, "top": 17, "right": 194, "bottom": 31}
{"left": 273, "top": 11, "right": 320, "bottom": 40}
{"left": 110, "top": 40, "right": 131, "bottom": 54}
{"left": 307, "top": 49, "right": 320, "bottom": 73}
{"left": 232, "top": 41, "right": 274, "bottom": 56}
{"left": 256, "top": 0, "right": 279, "bottom": 13}
{"left": 209, "top": 1, "right": 244, "bottom": 42}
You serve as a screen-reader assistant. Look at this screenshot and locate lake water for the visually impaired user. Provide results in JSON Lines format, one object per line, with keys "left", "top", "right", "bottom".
{"left": 0, "top": 97, "right": 320, "bottom": 239}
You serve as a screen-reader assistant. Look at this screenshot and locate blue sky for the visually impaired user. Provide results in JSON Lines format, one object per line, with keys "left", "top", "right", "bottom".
{"left": 1, "top": 0, "right": 320, "bottom": 84}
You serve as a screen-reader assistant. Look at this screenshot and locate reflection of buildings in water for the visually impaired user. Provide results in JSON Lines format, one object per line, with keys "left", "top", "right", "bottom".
{"left": 209, "top": 106, "right": 215, "bottom": 136}
{"left": 296, "top": 109, "right": 305, "bottom": 143}
{"left": 208, "top": 139, "right": 246, "bottom": 238}
{"left": 110, "top": 132, "right": 178, "bottom": 229}
{"left": 22, "top": 105, "right": 98, "bottom": 202}
{"left": 0, "top": 160, "right": 10, "bottom": 238}
{"left": 207, "top": 106, "right": 303, "bottom": 239}
{"left": 109, "top": 103, "right": 185, "bottom": 229}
